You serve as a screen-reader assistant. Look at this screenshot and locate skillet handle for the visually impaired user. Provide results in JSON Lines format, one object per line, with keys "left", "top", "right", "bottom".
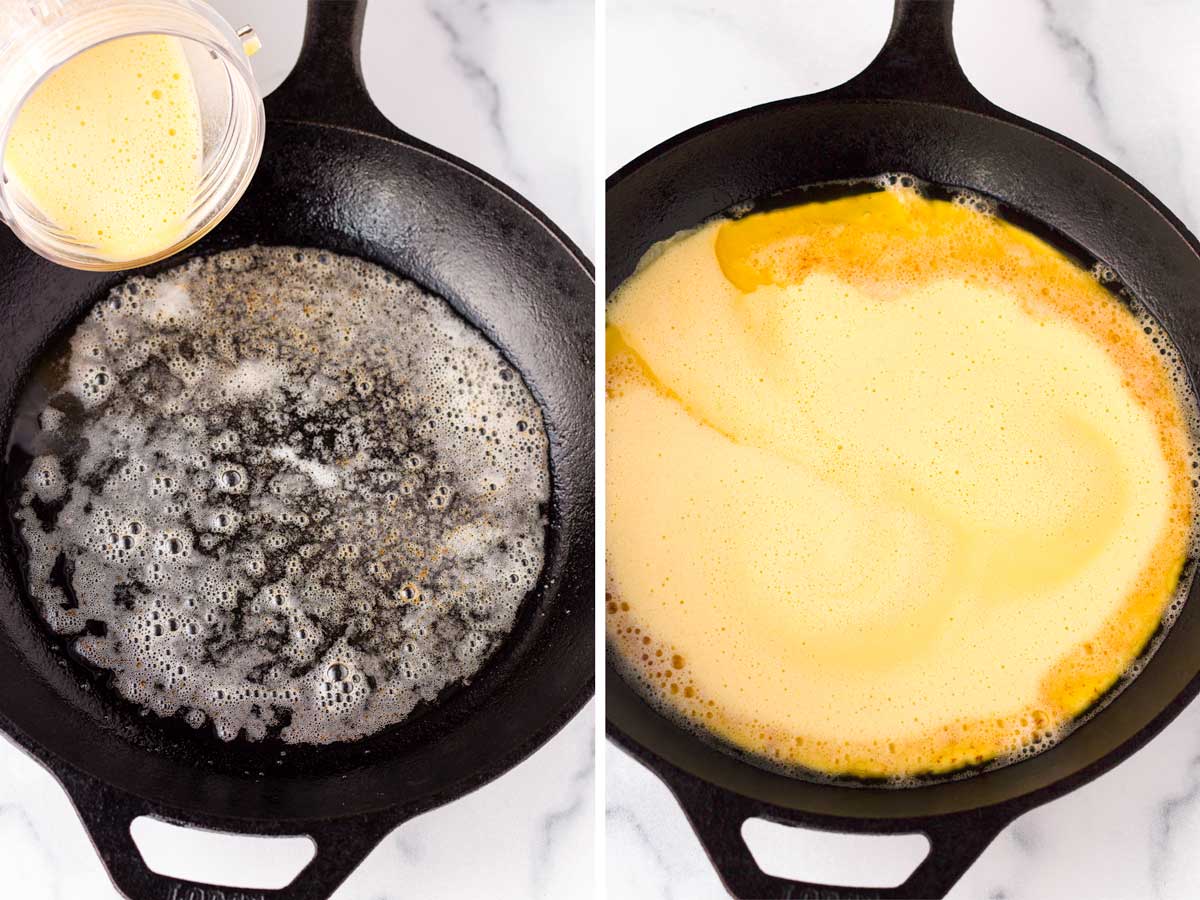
{"left": 265, "top": 0, "right": 410, "bottom": 140}
{"left": 666, "top": 774, "right": 1012, "bottom": 899}
{"left": 55, "top": 766, "right": 395, "bottom": 900}
{"left": 829, "top": 0, "right": 996, "bottom": 113}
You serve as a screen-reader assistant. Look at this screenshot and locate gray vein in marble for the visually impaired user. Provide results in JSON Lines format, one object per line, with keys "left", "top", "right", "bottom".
{"left": 1009, "top": 817, "right": 1038, "bottom": 856}
{"left": 532, "top": 748, "right": 594, "bottom": 893}
{"left": 1036, "top": 0, "right": 1196, "bottom": 228}
{"left": 607, "top": 802, "right": 677, "bottom": 900}
{"left": 1037, "top": 0, "right": 1129, "bottom": 161}
{"left": 389, "top": 827, "right": 426, "bottom": 865}
{"left": 1150, "top": 747, "right": 1200, "bottom": 899}
{"left": 0, "top": 800, "right": 61, "bottom": 900}
{"left": 425, "top": 0, "right": 529, "bottom": 186}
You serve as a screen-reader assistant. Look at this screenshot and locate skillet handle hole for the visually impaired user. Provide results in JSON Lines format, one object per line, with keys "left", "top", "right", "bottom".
{"left": 129, "top": 817, "right": 317, "bottom": 891}
{"left": 740, "top": 818, "right": 930, "bottom": 890}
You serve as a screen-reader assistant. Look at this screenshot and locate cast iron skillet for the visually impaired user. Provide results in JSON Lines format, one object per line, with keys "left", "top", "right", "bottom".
{"left": 607, "top": 1, "right": 1200, "bottom": 897}
{"left": 0, "top": 2, "right": 592, "bottom": 898}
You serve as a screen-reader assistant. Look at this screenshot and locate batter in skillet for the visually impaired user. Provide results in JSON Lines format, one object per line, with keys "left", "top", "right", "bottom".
{"left": 606, "top": 181, "right": 1198, "bottom": 780}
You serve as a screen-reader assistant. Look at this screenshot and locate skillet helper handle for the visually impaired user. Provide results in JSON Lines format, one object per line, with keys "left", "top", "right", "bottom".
{"left": 57, "top": 767, "right": 392, "bottom": 900}
{"left": 669, "top": 779, "right": 1011, "bottom": 899}
{"left": 265, "top": 0, "right": 405, "bottom": 139}
{"left": 830, "top": 0, "right": 995, "bottom": 113}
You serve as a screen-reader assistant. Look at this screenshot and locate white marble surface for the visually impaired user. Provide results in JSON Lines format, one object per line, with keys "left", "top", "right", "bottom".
{"left": 606, "top": 1, "right": 1200, "bottom": 898}
{"left": 0, "top": 1, "right": 594, "bottom": 898}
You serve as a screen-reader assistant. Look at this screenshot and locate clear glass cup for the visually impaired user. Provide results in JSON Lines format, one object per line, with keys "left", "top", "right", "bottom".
{"left": 0, "top": 0, "right": 265, "bottom": 270}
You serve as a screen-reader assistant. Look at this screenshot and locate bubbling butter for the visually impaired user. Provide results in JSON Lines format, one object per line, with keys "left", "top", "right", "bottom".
{"left": 3, "top": 34, "right": 203, "bottom": 262}
{"left": 9, "top": 247, "right": 550, "bottom": 744}
{"left": 606, "top": 182, "right": 1198, "bottom": 780}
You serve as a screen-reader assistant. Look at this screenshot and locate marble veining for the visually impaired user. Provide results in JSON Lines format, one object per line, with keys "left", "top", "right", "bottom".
{"left": 533, "top": 749, "right": 596, "bottom": 892}
{"left": 1037, "top": 0, "right": 1124, "bottom": 156}
{"left": 1149, "top": 747, "right": 1200, "bottom": 898}
{"left": 426, "top": 1, "right": 529, "bottom": 186}
{"left": 607, "top": 1, "right": 1200, "bottom": 899}
{"left": 0, "top": 1, "right": 594, "bottom": 898}
{"left": 363, "top": 0, "right": 594, "bottom": 251}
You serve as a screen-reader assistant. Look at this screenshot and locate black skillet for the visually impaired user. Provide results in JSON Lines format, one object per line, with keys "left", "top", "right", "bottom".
{"left": 607, "top": 1, "right": 1200, "bottom": 897}
{"left": 0, "top": 2, "right": 593, "bottom": 898}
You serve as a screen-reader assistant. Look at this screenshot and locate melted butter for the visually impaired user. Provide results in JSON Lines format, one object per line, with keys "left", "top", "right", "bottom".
{"left": 606, "top": 186, "right": 1195, "bottom": 779}
{"left": 3, "top": 34, "right": 203, "bottom": 262}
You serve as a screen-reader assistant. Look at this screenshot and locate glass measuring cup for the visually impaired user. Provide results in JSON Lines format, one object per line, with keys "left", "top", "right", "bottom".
{"left": 0, "top": 0, "right": 264, "bottom": 269}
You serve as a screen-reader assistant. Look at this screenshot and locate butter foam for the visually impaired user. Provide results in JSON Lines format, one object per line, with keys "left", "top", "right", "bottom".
{"left": 10, "top": 247, "right": 550, "bottom": 744}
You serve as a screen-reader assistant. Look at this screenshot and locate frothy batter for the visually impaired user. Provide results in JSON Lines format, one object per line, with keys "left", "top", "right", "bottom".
{"left": 2, "top": 34, "right": 203, "bottom": 262}
{"left": 606, "top": 182, "right": 1197, "bottom": 780}
{"left": 10, "top": 247, "right": 549, "bottom": 744}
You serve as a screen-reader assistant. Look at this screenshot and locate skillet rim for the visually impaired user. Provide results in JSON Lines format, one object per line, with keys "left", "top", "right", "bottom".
{"left": 603, "top": 87, "right": 1200, "bottom": 824}
{"left": 0, "top": 114, "right": 596, "bottom": 826}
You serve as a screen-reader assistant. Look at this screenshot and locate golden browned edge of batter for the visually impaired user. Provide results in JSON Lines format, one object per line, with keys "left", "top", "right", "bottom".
{"left": 605, "top": 188, "right": 1195, "bottom": 779}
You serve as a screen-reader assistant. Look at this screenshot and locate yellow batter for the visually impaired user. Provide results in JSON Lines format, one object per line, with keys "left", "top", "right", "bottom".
{"left": 606, "top": 185, "right": 1196, "bottom": 779}
{"left": 3, "top": 34, "right": 203, "bottom": 263}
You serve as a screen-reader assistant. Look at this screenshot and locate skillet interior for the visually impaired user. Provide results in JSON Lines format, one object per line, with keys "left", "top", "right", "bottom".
{"left": 0, "top": 115, "right": 595, "bottom": 826}
{"left": 605, "top": 95, "right": 1200, "bottom": 821}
